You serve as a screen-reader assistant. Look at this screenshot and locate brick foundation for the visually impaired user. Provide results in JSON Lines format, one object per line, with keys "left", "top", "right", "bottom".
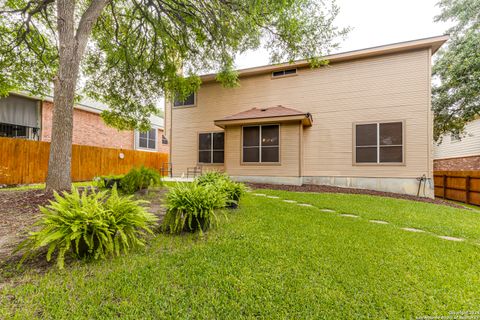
{"left": 40, "top": 101, "right": 168, "bottom": 153}
{"left": 434, "top": 155, "right": 480, "bottom": 171}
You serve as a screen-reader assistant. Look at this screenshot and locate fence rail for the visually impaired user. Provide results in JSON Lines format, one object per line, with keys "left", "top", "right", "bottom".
{"left": 433, "top": 170, "right": 480, "bottom": 206}
{"left": 0, "top": 137, "right": 168, "bottom": 185}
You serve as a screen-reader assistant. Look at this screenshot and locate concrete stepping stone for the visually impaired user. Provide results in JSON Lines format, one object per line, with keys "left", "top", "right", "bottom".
{"left": 438, "top": 235, "right": 464, "bottom": 242}
{"left": 369, "top": 220, "right": 389, "bottom": 225}
{"left": 340, "top": 214, "right": 359, "bottom": 218}
{"left": 253, "top": 193, "right": 266, "bottom": 197}
{"left": 401, "top": 227, "right": 425, "bottom": 233}
{"left": 283, "top": 200, "right": 297, "bottom": 203}
{"left": 297, "top": 203, "right": 313, "bottom": 207}
{"left": 267, "top": 196, "right": 280, "bottom": 199}
{"left": 320, "top": 209, "right": 336, "bottom": 213}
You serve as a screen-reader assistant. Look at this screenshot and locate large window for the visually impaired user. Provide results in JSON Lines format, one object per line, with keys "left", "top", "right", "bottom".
{"left": 355, "top": 121, "right": 403, "bottom": 164}
{"left": 137, "top": 128, "right": 157, "bottom": 150}
{"left": 173, "top": 93, "right": 195, "bottom": 107}
{"left": 199, "top": 132, "right": 224, "bottom": 164}
{"left": 243, "top": 125, "right": 279, "bottom": 163}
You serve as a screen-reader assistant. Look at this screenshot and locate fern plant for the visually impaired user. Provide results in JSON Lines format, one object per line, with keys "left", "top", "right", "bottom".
{"left": 17, "top": 186, "right": 158, "bottom": 269}
{"left": 196, "top": 171, "right": 230, "bottom": 185}
{"left": 196, "top": 172, "right": 247, "bottom": 207}
{"left": 163, "top": 182, "right": 227, "bottom": 234}
{"left": 120, "top": 166, "right": 162, "bottom": 194}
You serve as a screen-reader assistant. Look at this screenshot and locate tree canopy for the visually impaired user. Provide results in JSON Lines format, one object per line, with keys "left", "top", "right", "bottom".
{"left": 433, "top": 0, "right": 480, "bottom": 141}
{"left": 0, "top": 0, "right": 348, "bottom": 131}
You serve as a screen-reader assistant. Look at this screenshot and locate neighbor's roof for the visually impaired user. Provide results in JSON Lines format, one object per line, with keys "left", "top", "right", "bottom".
{"left": 10, "top": 92, "right": 164, "bottom": 128}
{"left": 214, "top": 105, "right": 312, "bottom": 128}
{"left": 201, "top": 35, "right": 449, "bottom": 83}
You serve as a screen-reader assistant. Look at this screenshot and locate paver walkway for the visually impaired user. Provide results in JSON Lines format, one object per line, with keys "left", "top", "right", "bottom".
{"left": 257, "top": 193, "right": 468, "bottom": 243}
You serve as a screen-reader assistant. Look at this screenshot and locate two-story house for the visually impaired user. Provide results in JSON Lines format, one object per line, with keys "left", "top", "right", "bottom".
{"left": 165, "top": 35, "right": 448, "bottom": 197}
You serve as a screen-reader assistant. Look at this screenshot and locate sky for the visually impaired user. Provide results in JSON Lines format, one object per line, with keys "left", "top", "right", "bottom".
{"left": 234, "top": 0, "right": 452, "bottom": 69}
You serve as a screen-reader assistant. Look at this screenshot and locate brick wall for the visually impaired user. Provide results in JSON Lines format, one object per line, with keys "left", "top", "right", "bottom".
{"left": 41, "top": 101, "right": 168, "bottom": 153}
{"left": 434, "top": 155, "right": 480, "bottom": 171}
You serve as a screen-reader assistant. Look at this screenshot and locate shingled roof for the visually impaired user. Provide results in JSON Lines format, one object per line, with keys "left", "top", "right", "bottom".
{"left": 214, "top": 105, "right": 312, "bottom": 128}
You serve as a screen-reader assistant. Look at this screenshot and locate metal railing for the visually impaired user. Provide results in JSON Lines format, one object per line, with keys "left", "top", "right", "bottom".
{"left": 0, "top": 122, "right": 40, "bottom": 141}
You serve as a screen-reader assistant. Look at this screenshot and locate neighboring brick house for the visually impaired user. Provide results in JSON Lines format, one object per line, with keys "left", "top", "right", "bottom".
{"left": 0, "top": 93, "right": 168, "bottom": 154}
{"left": 434, "top": 118, "right": 480, "bottom": 171}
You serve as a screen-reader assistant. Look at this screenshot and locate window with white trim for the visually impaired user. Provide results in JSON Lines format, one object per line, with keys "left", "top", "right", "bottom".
{"left": 355, "top": 122, "right": 403, "bottom": 164}
{"left": 242, "top": 125, "right": 280, "bottom": 163}
{"left": 137, "top": 128, "right": 157, "bottom": 150}
{"left": 199, "top": 132, "right": 224, "bottom": 164}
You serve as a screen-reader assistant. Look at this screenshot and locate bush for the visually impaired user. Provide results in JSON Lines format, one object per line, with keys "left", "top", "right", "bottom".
{"left": 163, "top": 182, "right": 227, "bottom": 233}
{"left": 93, "top": 174, "right": 124, "bottom": 189}
{"left": 17, "top": 187, "right": 158, "bottom": 269}
{"left": 196, "top": 172, "right": 247, "bottom": 207}
{"left": 120, "top": 166, "right": 162, "bottom": 194}
{"left": 196, "top": 171, "right": 229, "bottom": 186}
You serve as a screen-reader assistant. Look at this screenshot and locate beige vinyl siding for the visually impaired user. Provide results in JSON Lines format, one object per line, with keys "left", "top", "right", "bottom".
{"left": 224, "top": 123, "right": 301, "bottom": 177}
{"left": 168, "top": 49, "right": 432, "bottom": 179}
{"left": 434, "top": 118, "right": 480, "bottom": 160}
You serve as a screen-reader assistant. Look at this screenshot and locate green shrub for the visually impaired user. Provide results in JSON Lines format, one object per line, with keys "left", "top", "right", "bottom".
{"left": 17, "top": 187, "right": 158, "bottom": 269}
{"left": 196, "top": 171, "right": 230, "bottom": 185}
{"left": 93, "top": 174, "right": 124, "bottom": 189}
{"left": 163, "top": 182, "right": 227, "bottom": 233}
{"left": 120, "top": 166, "right": 162, "bottom": 194}
{"left": 196, "top": 172, "right": 247, "bottom": 206}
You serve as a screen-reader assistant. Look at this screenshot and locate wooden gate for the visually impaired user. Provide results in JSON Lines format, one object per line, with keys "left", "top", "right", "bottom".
{"left": 433, "top": 171, "right": 480, "bottom": 206}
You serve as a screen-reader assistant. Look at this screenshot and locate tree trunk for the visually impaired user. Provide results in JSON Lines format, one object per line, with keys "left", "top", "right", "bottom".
{"left": 45, "top": 0, "right": 109, "bottom": 192}
{"left": 45, "top": 0, "right": 78, "bottom": 192}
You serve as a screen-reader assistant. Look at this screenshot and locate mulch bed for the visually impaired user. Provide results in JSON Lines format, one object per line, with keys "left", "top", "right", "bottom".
{"left": 247, "top": 183, "right": 465, "bottom": 209}
{"left": 0, "top": 187, "right": 168, "bottom": 284}
{"left": 0, "top": 190, "right": 53, "bottom": 260}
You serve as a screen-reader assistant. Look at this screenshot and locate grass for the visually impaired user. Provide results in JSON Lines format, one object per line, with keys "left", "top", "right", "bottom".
{"left": 1, "top": 190, "right": 480, "bottom": 319}
{"left": 0, "top": 182, "right": 94, "bottom": 192}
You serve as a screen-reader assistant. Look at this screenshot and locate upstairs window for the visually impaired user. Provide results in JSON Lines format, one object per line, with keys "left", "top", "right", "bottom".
{"left": 199, "top": 132, "right": 224, "bottom": 164}
{"left": 173, "top": 92, "right": 196, "bottom": 107}
{"left": 355, "top": 122, "right": 403, "bottom": 164}
{"left": 243, "top": 125, "right": 280, "bottom": 163}
{"left": 272, "top": 68, "right": 297, "bottom": 78}
{"left": 137, "top": 128, "right": 157, "bottom": 150}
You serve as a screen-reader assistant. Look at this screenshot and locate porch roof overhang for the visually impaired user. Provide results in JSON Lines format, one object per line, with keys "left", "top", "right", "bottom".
{"left": 214, "top": 105, "right": 312, "bottom": 128}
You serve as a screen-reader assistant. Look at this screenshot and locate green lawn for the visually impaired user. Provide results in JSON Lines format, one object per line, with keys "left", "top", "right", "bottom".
{"left": 1, "top": 190, "right": 480, "bottom": 319}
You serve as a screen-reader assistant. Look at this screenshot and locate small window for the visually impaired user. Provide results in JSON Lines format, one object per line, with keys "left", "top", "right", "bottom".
{"left": 137, "top": 128, "right": 157, "bottom": 150}
{"left": 243, "top": 125, "right": 279, "bottom": 163}
{"left": 355, "top": 122, "right": 403, "bottom": 164}
{"left": 173, "top": 92, "right": 195, "bottom": 107}
{"left": 162, "top": 134, "right": 168, "bottom": 145}
{"left": 272, "top": 68, "right": 297, "bottom": 78}
{"left": 199, "top": 132, "right": 224, "bottom": 164}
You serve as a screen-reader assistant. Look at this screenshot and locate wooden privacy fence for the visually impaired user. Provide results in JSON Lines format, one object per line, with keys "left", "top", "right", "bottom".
{"left": 0, "top": 137, "right": 168, "bottom": 185}
{"left": 434, "top": 170, "right": 480, "bottom": 206}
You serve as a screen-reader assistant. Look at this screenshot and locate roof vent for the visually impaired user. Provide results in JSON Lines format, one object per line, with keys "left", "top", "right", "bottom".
{"left": 272, "top": 68, "right": 297, "bottom": 78}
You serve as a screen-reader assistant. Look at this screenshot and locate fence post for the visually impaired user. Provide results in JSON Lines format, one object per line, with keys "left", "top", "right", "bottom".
{"left": 443, "top": 175, "right": 447, "bottom": 199}
{"left": 466, "top": 176, "right": 471, "bottom": 204}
